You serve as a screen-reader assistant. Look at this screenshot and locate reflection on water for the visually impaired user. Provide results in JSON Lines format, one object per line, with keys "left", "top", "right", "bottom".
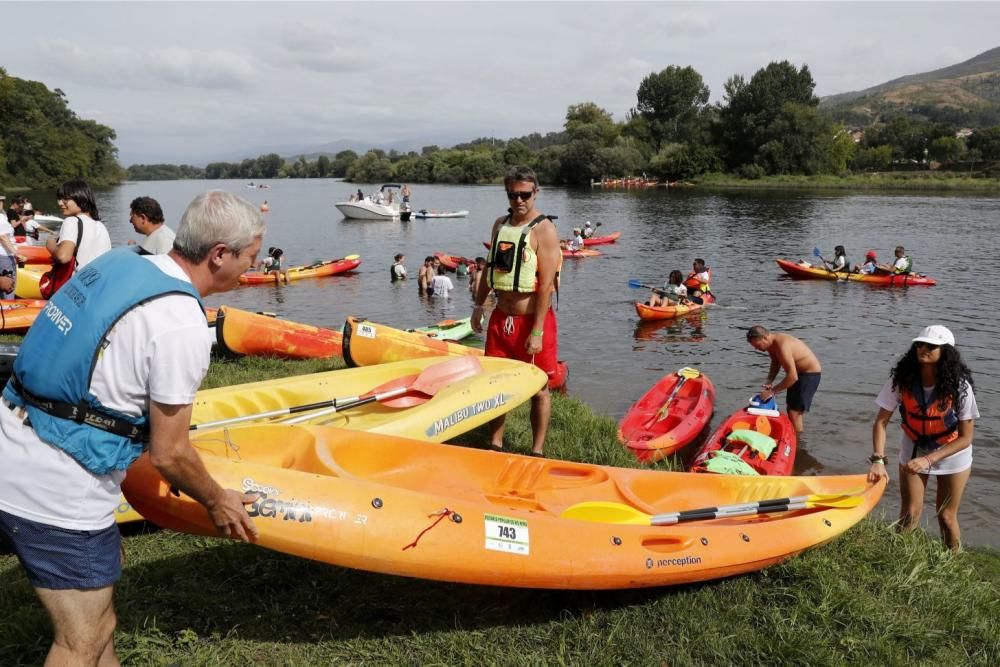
{"left": 29, "top": 179, "right": 997, "bottom": 547}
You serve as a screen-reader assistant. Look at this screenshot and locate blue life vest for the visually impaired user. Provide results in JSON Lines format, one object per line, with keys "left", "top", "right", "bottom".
{"left": 2, "top": 250, "right": 203, "bottom": 475}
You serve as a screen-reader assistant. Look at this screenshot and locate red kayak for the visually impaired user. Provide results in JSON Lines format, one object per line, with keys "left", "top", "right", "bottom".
{"left": 549, "top": 360, "right": 569, "bottom": 391}
{"left": 775, "top": 259, "right": 937, "bottom": 286}
{"left": 689, "top": 406, "right": 797, "bottom": 476}
{"left": 618, "top": 367, "right": 715, "bottom": 463}
{"left": 482, "top": 241, "right": 601, "bottom": 259}
{"left": 583, "top": 231, "right": 621, "bottom": 246}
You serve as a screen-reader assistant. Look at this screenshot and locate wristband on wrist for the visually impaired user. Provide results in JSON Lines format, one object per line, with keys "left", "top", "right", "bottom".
{"left": 530, "top": 329, "right": 544, "bottom": 337}
{"left": 868, "top": 454, "right": 888, "bottom": 465}
{"left": 473, "top": 304, "right": 484, "bottom": 309}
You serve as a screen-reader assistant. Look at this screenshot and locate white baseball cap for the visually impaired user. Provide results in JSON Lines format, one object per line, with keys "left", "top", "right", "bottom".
{"left": 584, "top": 221, "right": 592, "bottom": 226}
{"left": 912, "top": 325, "right": 955, "bottom": 347}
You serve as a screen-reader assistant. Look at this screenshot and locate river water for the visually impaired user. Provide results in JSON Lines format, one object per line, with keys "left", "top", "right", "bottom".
{"left": 26, "top": 179, "right": 999, "bottom": 547}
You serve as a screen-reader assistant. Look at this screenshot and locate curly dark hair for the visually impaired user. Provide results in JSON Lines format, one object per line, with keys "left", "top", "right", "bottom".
{"left": 890, "top": 344, "right": 974, "bottom": 409}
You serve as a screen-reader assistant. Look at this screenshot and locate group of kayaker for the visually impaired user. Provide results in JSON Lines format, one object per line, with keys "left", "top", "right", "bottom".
{"left": 811, "top": 244, "right": 914, "bottom": 275}
{"left": 645, "top": 258, "right": 713, "bottom": 307}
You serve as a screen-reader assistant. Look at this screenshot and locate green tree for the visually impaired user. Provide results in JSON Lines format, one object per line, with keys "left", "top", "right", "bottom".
{"left": 635, "top": 65, "right": 710, "bottom": 150}
{"left": 315, "top": 154, "right": 331, "bottom": 177}
{"left": 716, "top": 61, "right": 818, "bottom": 170}
{"left": 928, "top": 136, "right": 964, "bottom": 163}
{"left": 347, "top": 150, "right": 393, "bottom": 182}
{"left": 331, "top": 150, "right": 357, "bottom": 177}
{"left": 257, "top": 153, "right": 284, "bottom": 178}
{"left": 966, "top": 125, "right": 1000, "bottom": 160}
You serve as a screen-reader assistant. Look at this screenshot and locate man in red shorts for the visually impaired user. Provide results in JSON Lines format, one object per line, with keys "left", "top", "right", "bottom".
{"left": 472, "top": 165, "right": 560, "bottom": 456}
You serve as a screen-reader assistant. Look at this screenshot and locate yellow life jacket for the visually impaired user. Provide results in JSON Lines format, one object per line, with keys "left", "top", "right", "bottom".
{"left": 487, "top": 214, "right": 548, "bottom": 293}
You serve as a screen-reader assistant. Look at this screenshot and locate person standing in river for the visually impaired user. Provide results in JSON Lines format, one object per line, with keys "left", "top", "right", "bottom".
{"left": 746, "top": 325, "right": 822, "bottom": 434}
{"left": 868, "top": 325, "right": 978, "bottom": 552}
{"left": 472, "top": 166, "right": 560, "bottom": 457}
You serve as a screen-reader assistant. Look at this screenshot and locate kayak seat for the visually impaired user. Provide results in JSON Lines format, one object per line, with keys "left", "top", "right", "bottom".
{"left": 281, "top": 438, "right": 346, "bottom": 478}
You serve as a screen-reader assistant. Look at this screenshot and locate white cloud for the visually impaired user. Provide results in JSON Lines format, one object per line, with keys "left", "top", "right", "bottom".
{"left": 34, "top": 40, "right": 256, "bottom": 91}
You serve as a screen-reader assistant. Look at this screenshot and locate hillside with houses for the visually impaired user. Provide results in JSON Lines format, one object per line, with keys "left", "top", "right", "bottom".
{"left": 821, "top": 46, "right": 1000, "bottom": 128}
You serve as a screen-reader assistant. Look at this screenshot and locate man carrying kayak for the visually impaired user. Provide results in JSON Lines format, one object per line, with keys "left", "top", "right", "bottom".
{"left": 0, "top": 191, "right": 263, "bottom": 665}
{"left": 746, "top": 325, "right": 822, "bottom": 434}
{"left": 472, "top": 165, "right": 560, "bottom": 457}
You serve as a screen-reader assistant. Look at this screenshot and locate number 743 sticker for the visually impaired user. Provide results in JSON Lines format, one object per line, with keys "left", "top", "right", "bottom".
{"left": 484, "top": 513, "right": 529, "bottom": 555}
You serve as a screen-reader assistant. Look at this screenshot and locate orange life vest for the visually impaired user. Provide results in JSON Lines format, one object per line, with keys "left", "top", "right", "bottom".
{"left": 684, "top": 268, "right": 711, "bottom": 292}
{"left": 899, "top": 385, "right": 959, "bottom": 449}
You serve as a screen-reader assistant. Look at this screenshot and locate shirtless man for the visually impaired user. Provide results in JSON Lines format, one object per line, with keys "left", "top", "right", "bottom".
{"left": 746, "top": 325, "right": 822, "bottom": 434}
{"left": 471, "top": 166, "right": 560, "bottom": 456}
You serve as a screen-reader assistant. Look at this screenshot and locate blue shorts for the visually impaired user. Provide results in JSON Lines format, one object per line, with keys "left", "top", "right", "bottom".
{"left": 787, "top": 372, "right": 821, "bottom": 412}
{"left": 0, "top": 508, "right": 121, "bottom": 590}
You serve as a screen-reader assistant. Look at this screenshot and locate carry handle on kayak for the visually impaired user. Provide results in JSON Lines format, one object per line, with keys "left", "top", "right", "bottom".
{"left": 190, "top": 356, "right": 483, "bottom": 431}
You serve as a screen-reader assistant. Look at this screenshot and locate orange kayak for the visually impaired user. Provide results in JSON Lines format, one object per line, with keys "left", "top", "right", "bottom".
{"left": 618, "top": 368, "right": 715, "bottom": 462}
{"left": 343, "top": 316, "right": 568, "bottom": 390}
{"left": 434, "top": 252, "right": 474, "bottom": 271}
{"left": 239, "top": 255, "right": 361, "bottom": 285}
{"left": 14, "top": 245, "right": 52, "bottom": 265}
{"left": 215, "top": 306, "right": 343, "bottom": 360}
{"left": 0, "top": 305, "right": 43, "bottom": 333}
{"left": 775, "top": 259, "right": 937, "bottom": 286}
{"left": 122, "top": 424, "right": 885, "bottom": 590}
{"left": 634, "top": 301, "right": 704, "bottom": 321}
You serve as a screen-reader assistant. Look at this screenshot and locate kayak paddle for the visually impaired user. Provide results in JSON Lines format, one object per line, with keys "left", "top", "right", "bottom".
{"left": 628, "top": 279, "right": 668, "bottom": 296}
{"left": 282, "top": 355, "right": 484, "bottom": 424}
{"left": 645, "top": 367, "right": 701, "bottom": 426}
{"left": 191, "top": 356, "right": 483, "bottom": 431}
{"left": 560, "top": 492, "right": 865, "bottom": 526}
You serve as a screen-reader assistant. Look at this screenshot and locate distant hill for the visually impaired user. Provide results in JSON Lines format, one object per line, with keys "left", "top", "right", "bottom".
{"left": 821, "top": 46, "right": 1000, "bottom": 127}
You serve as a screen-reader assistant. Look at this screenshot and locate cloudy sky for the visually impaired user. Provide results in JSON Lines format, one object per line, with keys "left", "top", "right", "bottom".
{"left": 3, "top": 1, "right": 998, "bottom": 165}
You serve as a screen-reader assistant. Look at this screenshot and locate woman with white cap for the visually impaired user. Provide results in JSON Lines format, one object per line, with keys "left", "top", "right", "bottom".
{"left": 868, "top": 325, "right": 978, "bottom": 551}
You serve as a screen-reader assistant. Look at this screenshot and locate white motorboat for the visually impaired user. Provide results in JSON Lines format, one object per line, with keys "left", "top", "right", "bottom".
{"left": 414, "top": 209, "right": 470, "bottom": 219}
{"left": 335, "top": 184, "right": 403, "bottom": 220}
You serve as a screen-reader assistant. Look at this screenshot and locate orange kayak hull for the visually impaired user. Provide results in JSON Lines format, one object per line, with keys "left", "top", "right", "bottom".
{"left": 239, "top": 256, "right": 361, "bottom": 285}
{"left": 215, "top": 306, "right": 343, "bottom": 360}
{"left": 343, "top": 316, "right": 568, "bottom": 390}
{"left": 122, "top": 424, "right": 885, "bottom": 590}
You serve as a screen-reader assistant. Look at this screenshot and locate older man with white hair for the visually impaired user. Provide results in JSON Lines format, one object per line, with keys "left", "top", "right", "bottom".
{"left": 0, "top": 190, "right": 265, "bottom": 666}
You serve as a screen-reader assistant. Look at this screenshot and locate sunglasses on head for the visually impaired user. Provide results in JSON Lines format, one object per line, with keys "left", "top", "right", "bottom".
{"left": 506, "top": 190, "right": 534, "bottom": 201}
{"left": 915, "top": 341, "right": 940, "bottom": 350}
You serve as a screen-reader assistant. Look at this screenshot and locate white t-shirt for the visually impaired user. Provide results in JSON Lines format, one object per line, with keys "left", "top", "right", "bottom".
{"left": 430, "top": 274, "right": 454, "bottom": 299}
{"left": 140, "top": 224, "right": 176, "bottom": 255}
{"left": 875, "top": 378, "right": 979, "bottom": 475}
{"left": 392, "top": 263, "right": 407, "bottom": 280}
{"left": 893, "top": 256, "right": 909, "bottom": 271}
{"left": 0, "top": 218, "right": 15, "bottom": 257}
{"left": 568, "top": 236, "right": 585, "bottom": 251}
{"left": 57, "top": 214, "right": 112, "bottom": 269}
{"left": 0, "top": 255, "right": 212, "bottom": 529}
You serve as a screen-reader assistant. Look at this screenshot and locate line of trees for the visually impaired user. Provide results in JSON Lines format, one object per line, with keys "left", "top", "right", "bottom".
{"left": 0, "top": 69, "right": 124, "bottom": 189}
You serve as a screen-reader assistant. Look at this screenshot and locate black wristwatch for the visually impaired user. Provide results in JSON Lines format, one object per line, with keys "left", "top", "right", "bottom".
{"left": 868, "top": 454, "right": 888, "bottom": 465}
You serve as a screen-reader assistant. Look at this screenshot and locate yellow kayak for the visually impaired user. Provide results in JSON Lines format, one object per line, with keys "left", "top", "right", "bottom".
{"left": 15, "top": 265, "right": 45, "bottom": 299}
{"left": 116, "top": 356, "right": 547, "bottom": 523}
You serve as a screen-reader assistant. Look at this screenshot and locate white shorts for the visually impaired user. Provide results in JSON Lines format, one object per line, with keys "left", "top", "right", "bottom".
{"left": 899, "top": 438, "right": 972, "bottom": 475}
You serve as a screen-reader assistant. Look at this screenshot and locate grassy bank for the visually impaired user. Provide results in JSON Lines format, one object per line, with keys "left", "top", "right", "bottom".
{"left": 1, "top": 355, "right": 998, "bottom": 665}
{"left": 694, "top": 171, "right": 1000, "bottom": 191}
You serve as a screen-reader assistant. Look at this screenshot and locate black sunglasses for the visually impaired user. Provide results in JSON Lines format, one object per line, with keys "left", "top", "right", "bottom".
{"left": 915, "top": 341, "right": 940, "bottom": 350}
{"left": 506, "top": 190, "right": 535, "bottom": 201}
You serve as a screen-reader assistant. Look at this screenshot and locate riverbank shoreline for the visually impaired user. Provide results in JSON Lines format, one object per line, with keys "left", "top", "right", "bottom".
{"left": 1, "top": 353, "right": 997, "bottom": 664}
{"left": 693, "top": 171, "right": 1000, "bottom": 191}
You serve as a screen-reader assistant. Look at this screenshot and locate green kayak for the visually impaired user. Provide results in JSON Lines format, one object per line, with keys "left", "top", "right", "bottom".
{"left": 413, "top": 316, "right": 476, "bottom": 341}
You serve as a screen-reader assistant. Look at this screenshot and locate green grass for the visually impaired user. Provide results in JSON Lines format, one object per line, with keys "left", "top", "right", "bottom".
{"left": 695, "top": 171, "right": 1000, "bottom": 191}
{"left": 1, "top": 354, "right": 998, "bottom": 665}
